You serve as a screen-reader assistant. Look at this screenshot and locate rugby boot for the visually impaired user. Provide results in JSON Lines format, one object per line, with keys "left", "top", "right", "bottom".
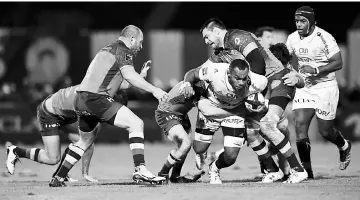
{"left": 339, "top": 140, "right": 351, "bottom": 170}
{"left": 157, "top": 172, "right": 169, "bottom": 184}
{"left": 261, "top": 170, "right": 284, "bottom": 183}
{"left": 208, "top": 162, "right": 222, "bottom": 184}
{"left": 283, "top": 167, "right": 308, "bottom": 184}
{"left": 133, "top": 165, "right": 166, "bottom": 184}
{"left": 49, "top": 176, "right": 66, "bottom": 187}
{"left": 5, "top": 145, "right": 20, "bottom": 175}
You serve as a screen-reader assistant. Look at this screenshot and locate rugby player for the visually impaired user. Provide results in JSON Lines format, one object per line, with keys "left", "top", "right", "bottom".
{"left": 254, "top": 26, "right": 275, "bottom": 49}
{"left": 254, "top": 26, "right": 289, "bottom": 178}
{"left": 49, "top": 25, "right": 168, "bottom": 187}
{"left": 5, "top": 63, "right": 150, "bottom": 183}
{"left": 5, "top": 85, "right": 98, "bottom": 182}
{"left": 190, "top": 18, "right": 307, "bottom": 183}
{"left": 155, "top": 81, "right": 206, "bottom": 183}
{"left": 286, "top": 6, "right": 351, "bottom": 179}
{"left": 181, "top": 59, "right": 277, "bottom": 184}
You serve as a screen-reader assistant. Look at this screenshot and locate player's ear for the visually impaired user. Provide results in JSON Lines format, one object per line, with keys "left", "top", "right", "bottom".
{"left": 130, "top": 37, "right": 136, "bottom": 45}
{"left": 213, "top": 27, "right": 220, "bottom": 35}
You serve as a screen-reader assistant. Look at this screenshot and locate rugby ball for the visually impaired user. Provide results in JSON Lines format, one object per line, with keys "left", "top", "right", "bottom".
{"left": 245, "top": 93, "right": 265, "bottom": 110}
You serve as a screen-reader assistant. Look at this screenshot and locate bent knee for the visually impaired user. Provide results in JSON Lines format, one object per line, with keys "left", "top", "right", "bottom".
{"left": 47, "top": 155, "right": 61, "bottom": 165}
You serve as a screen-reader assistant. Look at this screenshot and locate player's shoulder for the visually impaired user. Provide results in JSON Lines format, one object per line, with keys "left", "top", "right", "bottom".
{"left": 287, "top": 31, "right": 299, "bottom": 42}
{"left": 227, "top": 29, "right": 254, "bottom": 42}
{"left": 315, "top": 26, "right": 334, "bottom": 39}
{"left": 100, "top": 40, "right": 133, "bottom": 56}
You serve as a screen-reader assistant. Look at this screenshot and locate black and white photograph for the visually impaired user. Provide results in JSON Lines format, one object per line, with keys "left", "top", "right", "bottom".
{"left": 0, "top": 1, "right": 359, "bottom": 199}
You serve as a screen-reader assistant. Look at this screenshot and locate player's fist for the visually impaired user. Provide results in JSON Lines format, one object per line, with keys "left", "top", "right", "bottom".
{"left": 299, "top": 65, "right": 316, "bottom": 76}
{"left": 140, "top": 60, "right": 151, "bottom": 78}
{"left": 152, "top": 88, "right": 168, "bottom": 102}
{"left": 179, "top": 81, "right": 195, "bottom": 99}
{"left": 282, "top": 71, "right": 301, "bottom": 86}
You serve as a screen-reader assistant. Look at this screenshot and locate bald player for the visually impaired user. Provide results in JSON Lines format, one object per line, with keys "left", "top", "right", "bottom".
{"left": 49, "top": 25, "right": 168, "bottom": 187}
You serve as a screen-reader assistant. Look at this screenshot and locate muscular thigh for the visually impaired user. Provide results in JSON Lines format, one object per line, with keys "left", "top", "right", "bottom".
{"left": 113, "top": 105, "right": 141, "bottom": 129}
{"left": 155, "top": 110, "right": 191, "bottom": 136}
{"left": 74, "top": 91, "right": 122, "bottom": 122}
{"left": 37, "top": 102, "right": 62, "bottom": 136}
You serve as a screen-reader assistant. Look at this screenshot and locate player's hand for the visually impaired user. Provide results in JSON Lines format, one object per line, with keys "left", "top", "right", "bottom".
{"left": 299, "top": 65, "right": 316, "bottom": 75}
{"left": 140, "top": 60, "right": 151, "bottom": 78}
{"left": 179, "top": 81, "right": 195, "bottom": 99}
{"left": 282, "top": 71, "right": 301, "bottom": 86}
{"left": 152, "top": 88, "right": 168, "bottom": 102}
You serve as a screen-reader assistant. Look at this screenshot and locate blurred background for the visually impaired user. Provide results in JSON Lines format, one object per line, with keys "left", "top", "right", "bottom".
{"left": 1, "top": 1, "right": 360, "bottom": 145}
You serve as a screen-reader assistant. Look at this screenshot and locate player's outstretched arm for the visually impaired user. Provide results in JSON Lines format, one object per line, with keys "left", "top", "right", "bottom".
{"left": 119, "top": 60, "right": 151, "bottom": 90}
{"left": 121, "top": 66, "right": 168, "bottom": 102}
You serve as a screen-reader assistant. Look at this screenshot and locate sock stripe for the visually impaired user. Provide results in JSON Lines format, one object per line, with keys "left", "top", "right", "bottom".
{"left": 69, "top": 144, "right": 85, "bottom": 156}
{"left": 279, "top": 142, "right": 292, "bottom": 155}
{"left": 30, "top": 148, "right": 36, "bottom": 160}
{"left": 129, "top": 143, "right": 144, "bottom": 150}
{"left": 129, "top": 132, "right": 144, "bottom": 139}
{"left": 65, "top": 155, "right": 79, "bottom": 165}
{"left": 276, "top": 138, "right": 289, "bottom": 150}
{"left": 68, "top": 149, "right": 82, "bottom": 160}
{"left": 167, "top": 154, "right": 178, "bottom": 165}
{"left": 129, "top": 137, "right": 145, "bottom": 144}
{"left": 252, "top": 140, "right": 267, "bottom": 152}
{"left": 34, "top": 149, "right": 40, "bottom": 162}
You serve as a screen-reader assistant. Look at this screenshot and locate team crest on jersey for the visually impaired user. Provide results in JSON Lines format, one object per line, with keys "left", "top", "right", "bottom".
{"left": 125, "top": 54, "right": 133, "bottom": 61}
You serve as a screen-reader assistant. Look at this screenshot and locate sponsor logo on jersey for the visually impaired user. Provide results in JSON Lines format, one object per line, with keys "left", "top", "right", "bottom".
{"left": 125, "top": 54, "right": 133, "bottom": 61}
{"left": 293, "top": 98, "right": 315, "bottom": 104}
{"left": 299, "top": 48, "right": 308, "bottom": 54}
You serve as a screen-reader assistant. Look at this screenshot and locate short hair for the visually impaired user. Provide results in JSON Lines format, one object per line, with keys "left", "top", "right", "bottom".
{"left": 229, "top": 59, "right": 249, "bottom": 71}
{"left": 120, "top": 25, "right": 142, "bottom": 38}
{"left": 269, "top": 43, "right": 292, "bottom": 66}
{"left": 254, "top": 26, "right": 274, "bottom": 37}
{"left": 200, "top": 18, "right": 226, "bottom": 33}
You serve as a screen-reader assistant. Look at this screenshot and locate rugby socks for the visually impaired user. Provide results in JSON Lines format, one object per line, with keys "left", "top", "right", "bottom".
{"left": 215, "top": 152, "right": 234, "bottom": 169}
{"left": 129, "top": 132, "right": 145, "bottom": 167}
{"left": 53, "top": 147, "right": 70, "bottom": 177}
{"left": 55, "top": 143, "right": 84, "bottom": 179}
{"left": 171, "top": 157, "right": 185, "bottom": 178}
{"left": 159, "top": 152, "right": 181, "bottom": 175}
{"left": 296, "top": 138, "right": 312, "bottom": 170}
{"left": 277, "top": 138, "right": 304, "bottom": 171}
{"left": 322, "top": 128, "right": 348, "bottom": 150}
{"left": 13, "top": 147, "right": 43, "bottom": 162}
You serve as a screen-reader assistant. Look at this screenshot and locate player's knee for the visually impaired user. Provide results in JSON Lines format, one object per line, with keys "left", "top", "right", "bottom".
{"left": 128, "top": 116, "right": 144, "bottom": 132}
{"left": 223, "top": 151, "right": 238, "bottom": 165}
{"left": 47, "top": 154, "right": 61, "bottom": 165}
{"left": 192, "top": 140, "right": 210, "bottom": 154}
{"left": 260, "top": 115, "right": 279, "bottom": 134}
